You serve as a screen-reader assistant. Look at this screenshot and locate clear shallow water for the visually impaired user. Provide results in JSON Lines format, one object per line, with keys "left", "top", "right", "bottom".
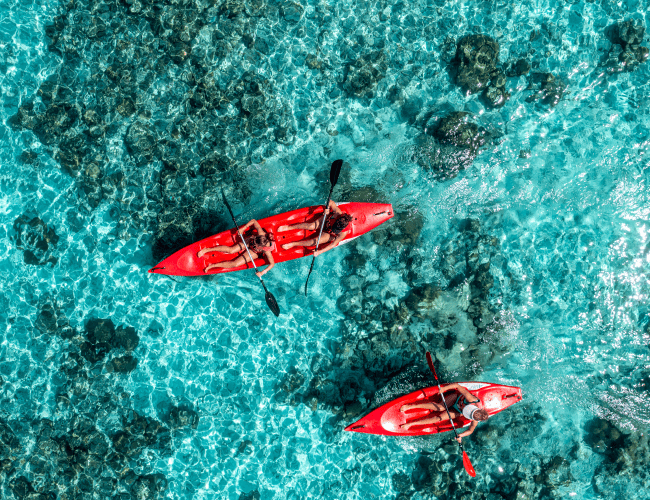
{"left": 1, "top": 0, "right": 649, "bottom": 499}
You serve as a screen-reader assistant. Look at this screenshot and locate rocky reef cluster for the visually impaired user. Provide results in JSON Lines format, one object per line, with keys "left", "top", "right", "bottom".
{"left": 8, "top": 0, "right": 647, "bottom": 251}
{"left": 602, "top": 20, "right": 650, "bottom": 74}
{"left": 1, "top": 304, "right": 199, "bottom": 499}
{"left": 410, "top": 111, "right": 492, "bottom": 181}
{"left": 277, "top": 204, "right": 508, "bottom": 424}
{"left": 451, "top": 34, "right": 510, "bottom": 108}
{"left": 13, "top": 214, "right": 59, "bottom": 266}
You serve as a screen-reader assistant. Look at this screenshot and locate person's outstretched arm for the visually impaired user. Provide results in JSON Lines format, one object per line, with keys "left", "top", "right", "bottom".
{"left": 456, "top": 420, "right": 478, "bottom": 442}
{"left": 328, "top": 199, "right": 343, "bottom": 215}
{"left": 455, "top": 384, "right": 480, "bottom": 403}
{"left": 256, "top": 251, "right": 275, "bottom": 277}
{"left": 241, "top": 219, "right": 258, "bottom": 232}
{"left": 438, "top": 383, "right": 460, "bottom": 395}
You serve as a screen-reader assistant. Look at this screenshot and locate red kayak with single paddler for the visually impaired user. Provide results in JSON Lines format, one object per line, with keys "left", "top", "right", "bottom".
{"left": 345, "top": 382, "right": 523, "bottom": 436}
{"left": 149, "top": 202, "right": 394, "bottom": 276}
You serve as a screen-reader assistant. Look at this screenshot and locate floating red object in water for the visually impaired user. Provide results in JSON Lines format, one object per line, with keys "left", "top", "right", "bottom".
{"left": 345, "top": 383, "right": 523, "bottom": 436}
{"left": 149, "top": 202, "right": 394, "bottom": 276}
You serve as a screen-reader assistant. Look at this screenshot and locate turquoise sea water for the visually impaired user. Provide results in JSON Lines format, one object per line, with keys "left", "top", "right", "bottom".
{"left": 1, "top": 0, "right": 649, "bottom": 499}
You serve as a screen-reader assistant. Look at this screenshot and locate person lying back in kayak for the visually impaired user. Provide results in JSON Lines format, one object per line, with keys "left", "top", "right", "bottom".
{"left": 197, "top": 219, "right": 276, "bottom": 276}
{"left": 278, "top": 200, "right": 353, "bottom": 256}
{"left": 399, "top": 383, "right": 489, "bottom": 442}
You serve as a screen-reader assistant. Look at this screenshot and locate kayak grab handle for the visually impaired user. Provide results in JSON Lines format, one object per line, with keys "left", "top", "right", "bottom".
{"left": 150, "top": 267, "right": 166, "bottom": 272}
{"left": 373, "top": 211, "right": 393, "bottom": 216}
{"left": 503, "top": 393, "right": 520, "bottom": 399}
{"left": 350, "top": 424, "right": 366, "bottom": 430}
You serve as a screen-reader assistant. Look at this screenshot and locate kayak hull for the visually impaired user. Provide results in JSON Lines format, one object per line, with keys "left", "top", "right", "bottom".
{"left": 344, "top": 383, "right": 523, "bottom": 436}
{"left": 149, "top": 202, "right": 393, "bottom": 276}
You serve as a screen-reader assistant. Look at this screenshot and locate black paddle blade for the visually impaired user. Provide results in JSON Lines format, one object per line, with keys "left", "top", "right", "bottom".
{"left": 304, "top": 258, "right": 316, "bottom": 296}
{"left": 426, "top": 351, "right": 438, "bottom": 380}
{"left": 259, "top": 279, "right": 280, "bottom": 316}
{"left": 330, "top": 159, "right": 343, "bottom": 186}
{"left": 265, "top": 291, "right": 280, "bottom": 317}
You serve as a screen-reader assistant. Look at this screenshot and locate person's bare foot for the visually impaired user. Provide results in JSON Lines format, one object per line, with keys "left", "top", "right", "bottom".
{"left": 277, "top": 225, "right": 290, "bottom": 232}
{"left": 400, "top": 423, "right": 411, "bottom": 430}
{"left": 282, "top": 242, "right": 295, "bottom": 250}
{"left": 204, "top": 265, "right": 215, "bottom": 273}
{"left": 400, "top": 404, "right": 411, "bottom": 412}
{"left": 197, "top": 248, "right": 211, "bottom": 258}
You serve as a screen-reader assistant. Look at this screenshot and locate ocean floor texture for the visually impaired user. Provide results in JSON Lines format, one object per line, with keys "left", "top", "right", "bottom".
{"left": 1, "top": 0, "right": 650, "bottom": 498}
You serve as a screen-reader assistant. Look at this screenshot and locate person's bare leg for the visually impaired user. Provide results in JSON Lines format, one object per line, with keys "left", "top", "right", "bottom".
{"left": 402, "top": 393, "right": 457, "bottom": 412}
{"left": 198, "top": 243, "right": 240, "bottom": 258}
{"left": 400, "top": 402, "right": 444, "bottom": 412}
{"left": 401, "top": 414, "right": 446, "bottom": 430}
{"left": 205, "top": 252, "right": 256, "bottom": 273}
{"left": 282, "top": 233, "right": 331, "bottom": 250}
{"left": 277, "top": 221, "right": 318, "bottom": 232}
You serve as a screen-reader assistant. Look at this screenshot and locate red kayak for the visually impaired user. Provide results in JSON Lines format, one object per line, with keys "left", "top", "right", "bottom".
{"left": 344, "top": 382, "right": 522, "bottom": 436}
{"left": 149, "top": 202, "right": 393, "bottom": 276}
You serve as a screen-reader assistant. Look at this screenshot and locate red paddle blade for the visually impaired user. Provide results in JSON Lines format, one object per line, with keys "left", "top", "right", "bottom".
{"left": 462, "top": 451, "right": 476, "bottom": 477}
{"left": 425, "top": 352, "right": 438, "bottom": 379}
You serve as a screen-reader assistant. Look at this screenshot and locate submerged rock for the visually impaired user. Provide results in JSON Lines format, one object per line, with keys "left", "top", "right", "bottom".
{"left": 586, "top": 416, "right": 650, "bottom": 496}
{"left": 433, "top": 112, "right": 488, "bottom": 151}
{"left": 107, "top": 355, "right": 138, "bottom": 373}
{"left": 452, "top": 34, "right": 500, "bottom": 94}
{"left": 114, "top": 325, "right": 140, "bottom": 352}
{"left": 291, "top": 214, "right": 507, "bottom": 418}
{"left": 13, "top": 214, "right": 59, "bottom": 266}
{"left": 506, "top": 58, "right": 531, "bottom": 77}
{"left": 410, "top": 112, "right": 488, "bottom": 180}
{"left": 602, "top": 19, "right": 649, "bottom": 73}
{"left": 525, "top": 72, "right": 567, "bottom": 107}
{"left": 35, "top": 302, "right": 75, "bottom": 339}
{"left": 10, "top": 476, "right": 36, "bottom": 499}
{"left": 609, "top": 19, "right": 645, "bottom": 49}
{"left": 280, "top": 1, "right": 304, "bottom": 23}
{"left": 167, "top": 406, "right": 200, "bottom": 430}
{"left": 131, "top": 473, "right": 168, "bottom": 499}
{"left": 343, "top": 51, "right": 388, "bottom": 98}
{"left": 0, "top": 420, "right": 21, "bottom": 456}
{"left": 86, "top": 318, "right": 116, "bottom": 345}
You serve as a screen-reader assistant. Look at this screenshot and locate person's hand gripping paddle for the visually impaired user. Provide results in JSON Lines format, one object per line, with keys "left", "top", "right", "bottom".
{"left": 426, "top": 351, "right": 476, "bottom": 477}
{"left": 222, "top": 190, "right": 280, "bottom": 317}
{"left": 304, "top": 159, "right": 343, "bottom": 296}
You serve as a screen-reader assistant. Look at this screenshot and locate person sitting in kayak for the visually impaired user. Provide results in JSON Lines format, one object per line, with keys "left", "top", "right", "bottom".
{"left": 399, "top": 383, "right": 489, "bottom": 442}
{"left": 197, "top": 219, "right": 276, "bottom": 276}
{"left": 278, "top": 200, "right": 353, "bottom": 256}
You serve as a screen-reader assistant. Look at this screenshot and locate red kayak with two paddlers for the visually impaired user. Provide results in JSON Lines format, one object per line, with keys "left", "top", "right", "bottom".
{"left": 345, "top": 382, "right": 523, "bottom": 436}
{"left": 149, "top": 202, "right": 394, "bottom": 276}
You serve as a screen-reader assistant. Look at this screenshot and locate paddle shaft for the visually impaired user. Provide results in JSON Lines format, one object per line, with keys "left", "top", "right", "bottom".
{"left": 222, "top": 196, "right": 270, "bottom": 292}
{"left": 428, "top": 357, "right": 465, "bottom": 452}
{"left": 313, "top": 189, "right": 334, "bottom": 254}
{"left": 304, "top": 187, "right": 334, "bottom": 294}
{"left": 304, "top": 159, "right": 343, "bottom": 295}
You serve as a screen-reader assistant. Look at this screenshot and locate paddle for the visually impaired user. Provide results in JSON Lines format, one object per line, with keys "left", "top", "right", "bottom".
{"left": 221, "top": 189, "right": 280, "bottom": 317}
{"left": 304, "top": 159, "right": 344, "bottom": 296}
{"left": 425, "top": 351, "right": 476, "bottom": 478}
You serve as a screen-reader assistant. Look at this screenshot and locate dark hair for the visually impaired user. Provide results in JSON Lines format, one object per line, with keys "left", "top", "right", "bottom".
{"left": 250, "top": 232, "right": 274, "bottom": 249}
{"left": 474, "top": 409, "right": 489, "bottom": 421}
{"left": 331, "top": 213, "right": 353, "bottom": 234}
